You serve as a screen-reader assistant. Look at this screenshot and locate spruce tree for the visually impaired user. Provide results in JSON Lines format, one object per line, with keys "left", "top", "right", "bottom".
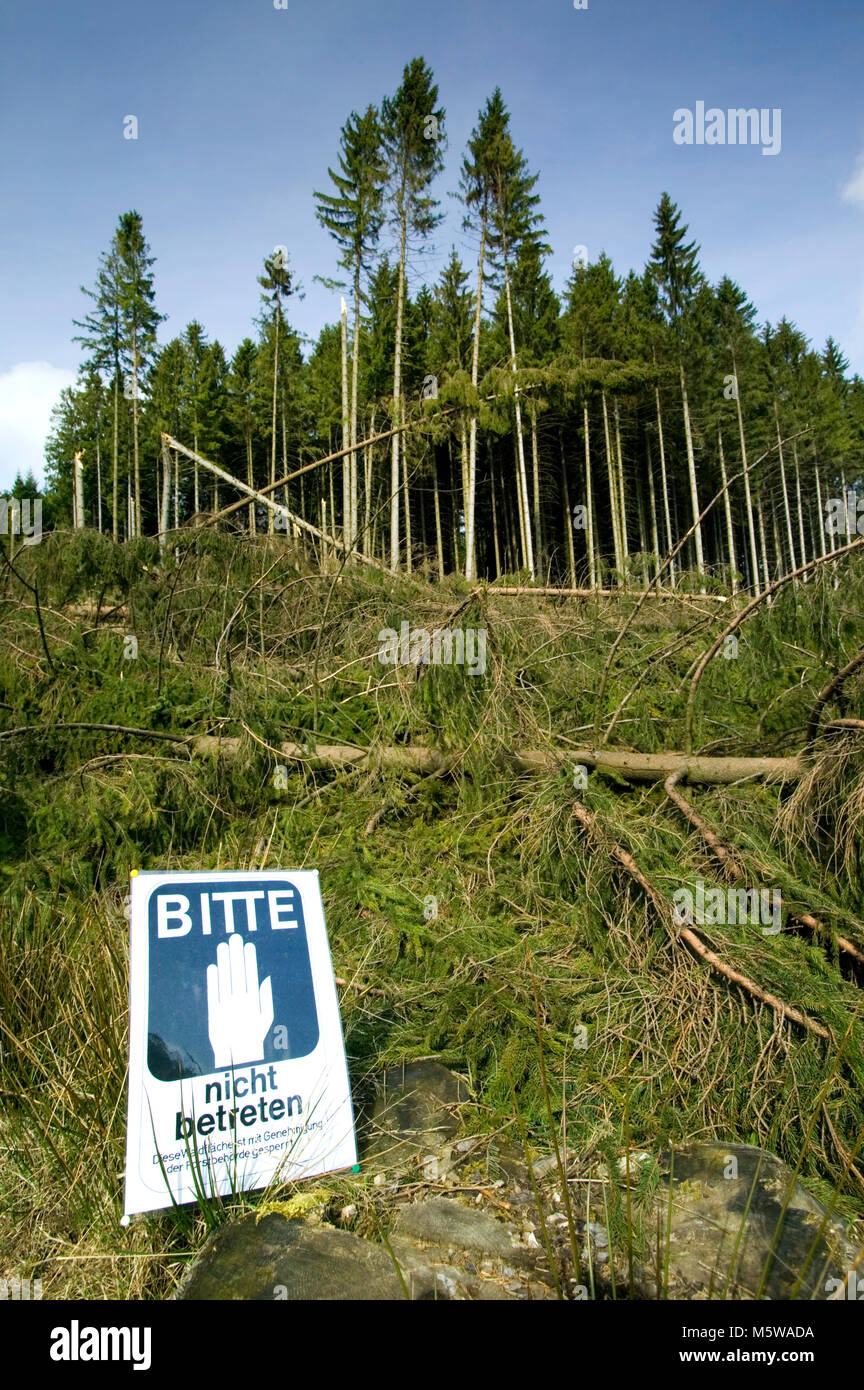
{"left": 315, "top": 105, "right": 386, "bottom": 552}
{"left": 380, "top": 57, "right": 445, "bottom": 571}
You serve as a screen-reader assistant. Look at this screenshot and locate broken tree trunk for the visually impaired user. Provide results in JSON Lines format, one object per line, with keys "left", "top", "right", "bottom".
{"left": 189, "top": 737, "right": 803, "bottom": 785}
{"left": 571, "top": 798, "right": 832, "bottom": 1041}
{"left": 663, "top": 770, "right": 864, "bottom": 966}
{"left": 160, "top": 435, "right": 384, "bottom": 569}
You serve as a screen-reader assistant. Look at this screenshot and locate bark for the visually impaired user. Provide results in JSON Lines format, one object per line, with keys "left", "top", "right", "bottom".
{"left": 775, "top": 398, "right": 797, "bottom": 575}
{"left": 504, "top": 269, "right": 534, "bottom": 578}
{"left": 559, "top": 430, "right": 576, "bottom": 590}
{"left": 112, "top": 370, "right": 119, "bottom": 542}
{"left": 601, "top": 391, "right": 621, "bottom": 577}
{"left": 680, "top": 364, "right": 704, "bottom": 580}
{"left": 340, "top": 296, "right": 350, "bottom": 550}
{"left": 465, "top": 214, "right": 487, "bottom": 582}
{"left": 654, "top": 385, "right": 675, "bottom": 586}
{"left": 132, "top": 331, "right": 141, "bottom": 537}
{"left": 614, "top": 400, "right": 628, "bottom": 563}
{"left": 718, "top": 430, "right": 737, "bottom": 593}
{"left": 160, "top": 435, "right": 384, "bottom": 567}
{"left": 390, "top": 212, "right": 408, "bottom": 571}
{"left": 583, "top": 402, "right": 597, "bottom": 590}
{"left": 189, "top": 735, "right": 803, "bottom": 785}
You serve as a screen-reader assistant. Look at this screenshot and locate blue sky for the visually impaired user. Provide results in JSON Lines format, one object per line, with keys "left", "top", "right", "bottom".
{"left": 1, "top": 0, "right": 863, "bottom": 487}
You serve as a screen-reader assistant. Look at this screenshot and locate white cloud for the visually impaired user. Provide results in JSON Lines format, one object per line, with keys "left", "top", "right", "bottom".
{"left": 0, "top": 361, "right": 75, "bottom": 491}
{"left": 841, "top": 153, "right": 864, "bottom": 207}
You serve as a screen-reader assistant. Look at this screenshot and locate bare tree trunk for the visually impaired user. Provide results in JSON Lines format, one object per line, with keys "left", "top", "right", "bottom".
{"left": 112, "top": 370, "right": 119, "bottom": 541}
{"left": 814, "top": 459, "right": 827, "bottom": 558}
{"left": 247, "top": 432, "right": 255, "bottom": 533}
{"left": 793, "top": 441, "right": 807, "bottom": 569}
{"left": 757, "top": 487, "right": 770, "bottom": 598}
{"left": 732, "top": 364, "right": 760, "bottom": 595}
{"left": 646, "top": 433, "right": 660, "bottom": 584}
{"left": 448, "top": 441, "right": 460, "bottom": 575}
{"left": 654, "top": 386, "right": 675, "bottom": 586}
{"left": 159, "top": 442, "right": 171, "bottom": 551}
{"left": 559, "top": 430, "right": 576, "bottom": 589}
{"left": 718, "top": 430, "right": 737, "bottom": 594}
{"left": 583, "top": 402, "right": 597, "bottom": 590}
{"left": 531, "top": 406, "right": 542, "bottom": 568}
{"left": 340, "top": 296, "right": 350, "bottom": 552}
{"left": 465, "top": 215, "right": 487, "bottom": 582}
{"left": 774, "top": 398, "right": 797, "bottom": 577}
{"left": 504, "top": 269, "right": 534, "bottom": 578}
{"left": 489, "top": 447, "right": 502, "bottom": 580}
{"left": 601, "top": 391, "right": 621, "bottom": 579}
{"left": 363, "top": 408, "right": 376, "bottom": 558}
{"left": 269, "top": 305, "right": 280, "bottom": 536}
{"left": 403, "top": 439, "right": 412, "bottom": 574}
{"left": 132, "top": 331, "right": 141, "bottom": 538}
{"left": 350, "top": 269, "right": 361, "bottom": 558}
{"left": 614, "top": 401, "right": 628, "bottom": 565}
{"left": 433, "top": 454, "right": 445, "bottom": 581}
{"left": 680, "top": 364, "right": 704, "bottom": 582}
{"left": 390, "top": 214, "right": 408, "bottom": 571}
{"left": 96, "top": 436, "right": 102, "bottom": 533}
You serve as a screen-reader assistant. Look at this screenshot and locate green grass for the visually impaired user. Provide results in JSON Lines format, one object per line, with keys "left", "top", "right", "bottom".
{"left": 1, "top": 528, "right": 863, "bottom": 1298}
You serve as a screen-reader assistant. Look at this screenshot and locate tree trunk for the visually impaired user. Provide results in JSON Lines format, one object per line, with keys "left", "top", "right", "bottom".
{"left": 793, "top": 440, "right": 807, "bottom": 569}
{"left": 531, "top": 406, "right": 542, "bottom": 569}
{"left": 646, "top": 433, "right": 660, "bottom": 584}
{"left": 679, "top": 364, "right": 704, "bottom": 581}
{"left": 504, "top": 268, "right": 534, "bottom": 578}
{"left": 433, "top": 453, "right": 445, "bottom": 581}
{"left": 601, "top": 390, "right": 621, "bottom": 579}
{"left": 350, "top": 267, "right": 361, "bottom": 557}
{"left": 614, "top": 400, "right": 628, "bottom": 565}
{"left": 774, "top": 398, "right": 797, "bottom": 576}
{"left": 112, "top": 368, "right": 119, "bottom": 542}
{"left": 132, "top": 330, "right": 141, "bottom": 538}
{"left": 489, "top": 447, "right": 502, "bottom": 580}
{"left": 390, "top": 213, "right": 408, "bottom": 571}
{"left": 247, "top": 432, "right": 255, "bottom": 533}
{"left": 465, "top": 215, "right": 487, "bottom": 583}
{"left": 717, "top": 430, "right": 737, "bottom": 594}
{"left": 269, "top": 304, "right": 280, "bottom": 536}
{"left": 559, "top": 430, "right": 576, "bottom": 589}
{"left": 340, "top": 296, "right": 351, "bottom": 551}
{"left": 757, "top": 487, "right": 770, "bottom": 598}
{"left": 654, "top": 385, "right": 675, "bottom": 586}
{"left": 95, "top": 436, "right": 102, "bottom": 533}
{"left": 583, "top": 402, "right": 597, "bottom": 590}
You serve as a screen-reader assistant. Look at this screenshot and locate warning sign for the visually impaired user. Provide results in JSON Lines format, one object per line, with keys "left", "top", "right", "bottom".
{"left": 123, "top": 870, "right": 357, "bottom": 1216}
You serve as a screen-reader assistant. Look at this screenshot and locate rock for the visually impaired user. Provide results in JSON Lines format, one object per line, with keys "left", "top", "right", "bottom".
{"left": 360, "top": 1061, "right": 469, "bottom": 1172}
{"left": 176, "top": 1213, "right": 405, "bottom": 1301}
{"left": 641, "top": 1142, "right": 859, "bottom": 1301}
{"left": 393, "top": 1195, "right": 533, "bottom": 1266}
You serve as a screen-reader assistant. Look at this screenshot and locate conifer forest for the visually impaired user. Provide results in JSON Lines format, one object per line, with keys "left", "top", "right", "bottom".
{"left": 3, "top": 3, "right": 864, "bottom": 1329}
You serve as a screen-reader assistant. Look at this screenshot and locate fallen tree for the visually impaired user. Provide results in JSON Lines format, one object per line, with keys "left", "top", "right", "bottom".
{"left": 190, "top": 735, "right": 804, "bottom": 785}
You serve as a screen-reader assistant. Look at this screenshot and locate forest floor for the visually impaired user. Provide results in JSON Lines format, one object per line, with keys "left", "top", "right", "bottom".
{"left": 1, "top": 528, "right": 863, "bottom": 1299}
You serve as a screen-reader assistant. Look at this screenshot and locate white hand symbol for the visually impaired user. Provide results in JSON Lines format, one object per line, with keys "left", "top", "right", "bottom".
{"left": 206, "top": 933, "right": 274, "bottom": 1068}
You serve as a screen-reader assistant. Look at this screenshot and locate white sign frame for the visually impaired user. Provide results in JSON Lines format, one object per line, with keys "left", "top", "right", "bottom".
{"left": 124, "top": 869, "right": 357, "bottom": 1217}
